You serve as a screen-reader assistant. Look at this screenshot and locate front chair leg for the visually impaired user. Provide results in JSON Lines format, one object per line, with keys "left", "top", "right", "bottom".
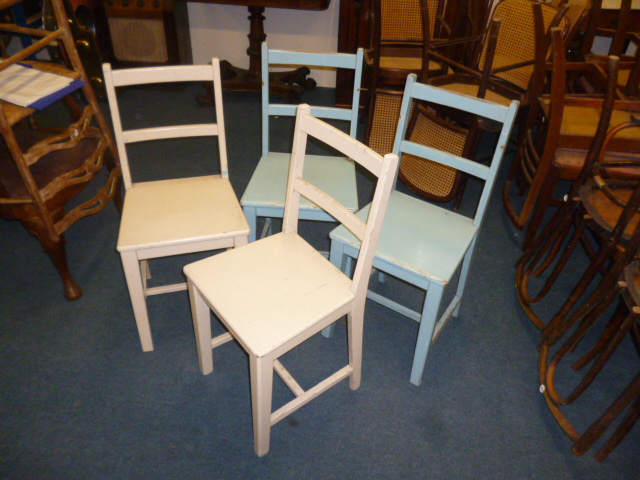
{"left": 410, "top": 284, "right": 444, "bottom": 386}
{"left": 250, "top": 353, "right": 274, "bottom": 457}
{"left": 187, "top": 280, "right": 214, "bottom": 375}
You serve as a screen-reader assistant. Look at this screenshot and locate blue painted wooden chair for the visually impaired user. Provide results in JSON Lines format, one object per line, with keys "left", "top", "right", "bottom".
{"left": 240, "top": 43, "right": 364, "bottom": 242}
{"left": 323, "top": 74, "right": 519, "bottom": 386}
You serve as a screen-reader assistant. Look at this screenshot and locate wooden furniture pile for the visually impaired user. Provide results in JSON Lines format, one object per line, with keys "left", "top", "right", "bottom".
{"left": 0, "top": 0, "right": 121, "bottom": 300}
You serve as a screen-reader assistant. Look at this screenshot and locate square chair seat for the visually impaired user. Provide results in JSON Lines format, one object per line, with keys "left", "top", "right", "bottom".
{"left": 117, "top": 175, "right": 249, "bottom": 252}
{"left": 184, "top": 232, "right": 355, "bottom": 357}
{"left": 241, "top": 152, "right": 358, "bottom": 214}
{"left": 330, "top": 191, "right": 478, "bottom": 286}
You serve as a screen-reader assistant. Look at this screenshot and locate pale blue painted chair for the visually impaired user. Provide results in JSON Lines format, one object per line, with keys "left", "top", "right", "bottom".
{"left": 241, "top": 43, "right": 364, "bottom": 241}
{"left": 323, "top": 74, "right": 519, "bottom": 386}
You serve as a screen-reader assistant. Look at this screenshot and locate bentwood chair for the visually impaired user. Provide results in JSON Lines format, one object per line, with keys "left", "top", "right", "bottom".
{"left": 241, "top": 44, "right": 364, "bottom": 242}
{"left": 537, "top": 192, "right": 640, "bottom": 460}
{"left": 428, "top": 0, "right": 568, "bottom": 116}
{"left": 324, "top": 74, "right": 519, "bottom": 386}
{"left": 103, "top": 59, "right": 250, "bottom": 352}
{"left": 184, "top": 104, "right": 398, "bottom": 456}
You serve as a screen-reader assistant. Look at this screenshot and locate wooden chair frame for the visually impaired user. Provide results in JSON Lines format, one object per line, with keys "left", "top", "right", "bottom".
{"left": 103, "top": 59, "right": 250, "bottom": 351}
{"left": 324, "top": 74, "right": 519, "bottom": 386}
{"left": 241, "top": 43, "right": 364, "bottom": 242}
{"left": 0, "top": 0, "right": 121, "bottom": 300}
{"left": 184, "top": 104, "right": 398, "bottom": 456}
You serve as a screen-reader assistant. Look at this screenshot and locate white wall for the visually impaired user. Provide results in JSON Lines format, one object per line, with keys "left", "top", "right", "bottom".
{"left": 187, "top": 2, "right": 341, "bottom": 87}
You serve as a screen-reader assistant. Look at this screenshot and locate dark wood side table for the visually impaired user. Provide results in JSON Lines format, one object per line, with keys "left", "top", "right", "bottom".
{"left": 189, "top": 0, "right": 329, "bottom": 102}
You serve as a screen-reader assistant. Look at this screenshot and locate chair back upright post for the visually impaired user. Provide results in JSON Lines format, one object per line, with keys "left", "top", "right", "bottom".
{"left": 284, "top": 104, "right": 398, "bottom": 298}
{"left": 103, "top": 60, "right": 229, "bottom": 190}
{"left": 261, "top": 43, "right": 364, "bottom": 156}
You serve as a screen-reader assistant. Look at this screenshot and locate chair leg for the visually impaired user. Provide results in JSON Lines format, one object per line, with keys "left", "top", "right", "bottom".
{"left": 120, "top": 250, "right": 154, "bottom": 352}
{"left": 347, "top": 308, "right": 364, "bottom": 390}
{"left": 322, "top": 239, "right": 351, "bottom": 338}
{"left": 452, "top": 239, "right": 476, "bottom": 317}
{"left": 243, "top": 206, "right": 258, "bottom": 242}
{"left": 187, "top": 280, "right": 214, "bottom": 375}
{"left": 250, "top": 353, "right": 274, "bottom": 457}
{"left": 410, "top": 283, "right": 444, "bottom": 386}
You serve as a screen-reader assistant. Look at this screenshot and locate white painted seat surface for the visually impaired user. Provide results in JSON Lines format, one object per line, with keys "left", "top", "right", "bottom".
{"left": 184, "top": 232, "right": 354, "bottom": 358}
{"left": 118, "top": 176, "right": 249, "bottom": 251}
{"left": 241, "top": 152, "right": 358, "bottom": 212}
{"left": 330, "top": 190, "right": 478, "bottom": 286}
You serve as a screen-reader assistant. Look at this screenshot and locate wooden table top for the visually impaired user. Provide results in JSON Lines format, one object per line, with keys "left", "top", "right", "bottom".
{"left": 185, "top": 0, "right": 330, "bottom": 10}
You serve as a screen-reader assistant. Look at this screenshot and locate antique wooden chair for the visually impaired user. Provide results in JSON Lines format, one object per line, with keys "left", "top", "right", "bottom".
{"left": 0, "top": 0, "right": 120, "bottom": 300}
{"left": 538, "top": 199, "right": 640, "bottom": 461}
{"left": 515, "top": 94, "right": 640, "bottom": 330}
{"left": 102, "top": 59, "right": 250, "bottom": 352}
{"left": 411, "top": 0, "right": 565, "bottom": 210}
{"left": 366, "top": 0, "right": 460, "bottom": 91}
{"left": 184, "top": 104, "right": 398, "bottom": 456}
{"left": 241, "top": 44, "right": 364, "bottom": 242}
{"left": 427, "top": 0, "right": 568, "bottom": 111}
{"left": 502, "top": 28, "right": 625, "bottom": 235}
{"left": 324, "top": 74, "right": 519, "bottom": 386}
{"left": 577, "top": 0, "right": 640, "bottom": 98}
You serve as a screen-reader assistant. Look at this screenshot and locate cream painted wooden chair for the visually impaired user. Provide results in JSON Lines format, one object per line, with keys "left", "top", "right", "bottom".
{"left": 324, "top": 74, "right": 519, "bottom": 386}
{"left": 103, "top": 59, "right": 250, "bottom": 352}
{"left": 241, "top": 43, "right": 364, "bottom": 242}
{"left": 184, "top": 104, "right": 398, "bottom": 456}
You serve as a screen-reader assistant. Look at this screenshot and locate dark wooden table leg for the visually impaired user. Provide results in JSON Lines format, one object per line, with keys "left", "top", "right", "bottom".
{"left": 196, "top": 6, "right": 316, "bottom": 105}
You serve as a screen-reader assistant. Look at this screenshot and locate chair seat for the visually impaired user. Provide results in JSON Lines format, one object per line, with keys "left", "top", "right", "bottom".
{"left": 241, "top": 152, "right": 359, "bottom": 216}
{"left": 184, "top": 232, "right": 354, "bottom": 357}
{"left": 330, "top": 191, "right": 478, "bottom": 285}
{"left": 118, "top": 175, "right": 249, "bottom": 252}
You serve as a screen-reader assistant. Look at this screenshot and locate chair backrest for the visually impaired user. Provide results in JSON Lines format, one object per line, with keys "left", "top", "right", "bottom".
{"left": 477, "top": 0, "right": 568, "bottom": 91}
{"left": 103, "top": 59, "right": 228, "bottom": 190}
{"left": 375, "top": 0, "right": 427, "bottom": 44}
{"left": 283, "top": 104, "right": 398, "bottom": 298}
{"left": 261, "top": 43, "right": 364, "bottom": 155}
{"left": 393, "top": 74, "right": 519, "bottom": 226}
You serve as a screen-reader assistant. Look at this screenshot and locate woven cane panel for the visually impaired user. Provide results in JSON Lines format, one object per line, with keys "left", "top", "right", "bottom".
{"left": 479, "top": 0, "right": 560, "bottom": 91}
{"left": 426, "top": 0, "right": 439, "bottom": 37}
{"left": 381, "top": 0, "right": 423, "bottom": 42}
{"left": 399, "top": 113, "right": 466, "bottom": 199}
{"left": 368, "top": 92, "right": 404, "bottom": 156}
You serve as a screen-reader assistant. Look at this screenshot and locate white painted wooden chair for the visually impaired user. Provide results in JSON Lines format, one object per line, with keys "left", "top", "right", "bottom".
{"left": 240, "top": 43, "right": 364, "bottom": 242}
{"left": 184, "top": 104, "right": 398, "bottom": 456}
{"left": 324, "top": 74, "right": 519, "bottom": 386}
{"left": 103, "top": 59, "right": 250, "bottom": 352}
